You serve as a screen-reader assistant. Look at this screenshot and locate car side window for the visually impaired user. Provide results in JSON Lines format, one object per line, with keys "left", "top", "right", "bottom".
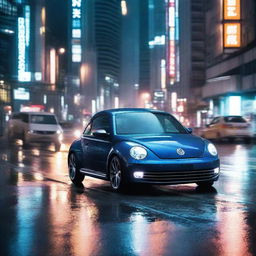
{"left": 210, "top": 117, "right": 220, "bottom": 125}
{"left": 91, "top": 115, "right": 110, "bottom": 134}
{"left": 83, "top": 122, "right": 92, "bottom": 135}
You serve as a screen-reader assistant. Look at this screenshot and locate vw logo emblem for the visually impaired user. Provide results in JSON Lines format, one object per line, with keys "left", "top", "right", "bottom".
{"left": 177, "top": 148, "right": 185, "bottom": 155}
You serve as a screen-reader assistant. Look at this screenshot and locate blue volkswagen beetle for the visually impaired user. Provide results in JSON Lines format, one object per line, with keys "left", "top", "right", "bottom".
{"left": 68, "top": 108, "right": 220, "bottom": 191}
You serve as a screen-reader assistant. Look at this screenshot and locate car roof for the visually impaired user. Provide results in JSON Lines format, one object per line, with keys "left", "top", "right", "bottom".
{"left": 93, "top": 108, "right": 168, "bottom": 117}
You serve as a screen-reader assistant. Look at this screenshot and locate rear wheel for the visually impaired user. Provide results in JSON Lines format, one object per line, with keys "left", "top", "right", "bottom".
{"left": 196, "top": 181, "right": 214, "bottom": 188}
{"left": 68, "top": 153, "right": 84, "bottom": 186}
{"left": 109, "top": 156, "right": 128, "bottom": 192}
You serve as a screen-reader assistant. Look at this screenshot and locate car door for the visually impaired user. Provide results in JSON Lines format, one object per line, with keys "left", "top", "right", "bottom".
{"left": 207, "top": 117, "right": 220, "bottom": 139}
{"left": 81, "top": 114, "right": 112, "bottom": 176}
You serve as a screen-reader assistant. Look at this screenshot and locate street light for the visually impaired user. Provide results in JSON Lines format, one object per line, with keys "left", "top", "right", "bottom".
{"left": 58, "top": 48, "right": 65, "bottom": 54}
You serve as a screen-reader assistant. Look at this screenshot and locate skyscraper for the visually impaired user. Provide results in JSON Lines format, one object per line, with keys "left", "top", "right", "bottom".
{"left": 75, "top": 0, "right": 122, "bottom": 113}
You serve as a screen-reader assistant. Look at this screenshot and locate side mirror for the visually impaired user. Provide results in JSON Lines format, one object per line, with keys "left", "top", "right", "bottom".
{"left": 92, "top": 129, "right": 110, "bottom": 138}
{"left": 187, "top": 128, "right": 193, "bottom": 134}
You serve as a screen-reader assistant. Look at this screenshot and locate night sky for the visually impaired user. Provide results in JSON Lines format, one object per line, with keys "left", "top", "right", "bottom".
{"left": 45, "top": 0, "right": 68, "bottom": 48}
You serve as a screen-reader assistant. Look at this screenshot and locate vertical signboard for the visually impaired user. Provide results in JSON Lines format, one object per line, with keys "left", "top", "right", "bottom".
{"left": 224, "top": 0, "right": 241, "bottom": 20}
{"left": 223, "top": 0, "right": 241, "bottom": 49}
{"left": 224, "top": 23, "right": 241, "bottom": 48}
{"left": 71, "top": 0, "right": 82, "bottom": 62}
{"left": 18, "top": 5, "right": 31, "bottom": 82}
{"left": 167, "top": 0, "right": 179, "bottom": 85}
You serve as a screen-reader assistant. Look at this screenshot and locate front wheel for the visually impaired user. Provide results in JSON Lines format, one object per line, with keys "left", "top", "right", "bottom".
{"left": 109, "top": 156, "right": 128, "bottom": 192}
{"left": 196, "top": 181, "right": 214, "bottom": 188}
{"left": 68, "top": 153, "right": 84, "bottom": 186}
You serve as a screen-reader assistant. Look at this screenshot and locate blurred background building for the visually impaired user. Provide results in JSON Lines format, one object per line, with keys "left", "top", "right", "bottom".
{"left": 1, "top": 0, "right": 256, "bottom": 132}
{"left": 80, "top": 0, "right": 121, "bottom": 113}
{"left": 202, "top": 0, "right": 256, "bottom": 126}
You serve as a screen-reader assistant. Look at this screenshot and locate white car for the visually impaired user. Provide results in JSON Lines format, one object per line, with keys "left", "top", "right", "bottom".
{"left": 201, "top": 116, "right": 254, "bottom": 143}
{"left": 7, "top": 112, "right": 63, "bottom": 151}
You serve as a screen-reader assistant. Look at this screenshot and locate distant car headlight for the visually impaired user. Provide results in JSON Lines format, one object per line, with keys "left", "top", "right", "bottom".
{"left": 130, "top": 146, "right": 147, "bottom": 160}
{"left": 57, "top": 130, "right": 62, "bottom": 134}
{"left": 208, "top": 143, "right": 217, "bottom": 156}
{"left": 74, "top": 129, "right": 82, "bottom": 138}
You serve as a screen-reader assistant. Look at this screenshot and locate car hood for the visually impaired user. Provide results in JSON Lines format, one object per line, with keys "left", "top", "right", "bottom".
{"left": 123, "top": 134, "right": 206, "bottom": 159}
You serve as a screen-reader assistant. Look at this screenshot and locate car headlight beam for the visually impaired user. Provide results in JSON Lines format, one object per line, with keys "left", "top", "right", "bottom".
{"left": 208, "top": 143, "right": 217, "bottom": 156}
{"left": 130, "top": 146, "right": 147, "bottom": 160}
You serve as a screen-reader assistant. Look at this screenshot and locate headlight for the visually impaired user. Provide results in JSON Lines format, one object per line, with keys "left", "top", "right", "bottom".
{"left": 208, "top": 143, "right": 217, "bottom": 156}
{"left": 57, "top": 130, "right": 62, "bottom": 134}
{"left": 130, "top": 146, "right": 147, "bottom": 160}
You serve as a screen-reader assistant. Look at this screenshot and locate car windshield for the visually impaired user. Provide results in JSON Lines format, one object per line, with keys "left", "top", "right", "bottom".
{"left": 30, "top": 115, "right": 57, "bottom": 125}
{"left": 224, "top": 116, "right": 247, "bottom": 123}
{"left": 115, "top": 112, "right": 187, "bottom": 135}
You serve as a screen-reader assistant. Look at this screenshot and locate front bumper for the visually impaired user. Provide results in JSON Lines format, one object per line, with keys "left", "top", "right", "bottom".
{"left": 26, "top": 132, "right": 62, "bottom": 143}
{"left": 125, "top": 158, "right": 220, "bottom": 185}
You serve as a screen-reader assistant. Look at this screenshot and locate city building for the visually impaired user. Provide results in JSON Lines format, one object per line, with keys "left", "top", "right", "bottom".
{"left": 0, "top": 0, "right": 18, "bottom": 134}
{"left": 119, "top": 0, "right": 151, "bottom": 109}
{"left": 73, "top": 0, "right": 122, "bottom": 114}
{"left": 202, "top": 0, "right": 256, "bottom": 126}
{"left": 11, "top": 0, "right": 65, "bottom": 121}
{"left": 148, "top": 0, "right": 168, "bottom": 110}
{"left": 165, "top": 0, "right": 206, "bottom": 126}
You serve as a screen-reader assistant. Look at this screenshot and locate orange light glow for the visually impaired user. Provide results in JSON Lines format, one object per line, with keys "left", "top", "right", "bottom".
{"left": 224, "top": 0, "right": 240, "bottom": 20}
{"left": 224, "top": 23, "right": 241, "bottom": 48}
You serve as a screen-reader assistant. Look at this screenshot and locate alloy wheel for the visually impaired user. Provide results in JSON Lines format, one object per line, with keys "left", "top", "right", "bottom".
{"left": 69, "top": 154, "right": 76, "bottom": 180}
{"left": 110, "top": 157, "right": 122, "bottom": 190}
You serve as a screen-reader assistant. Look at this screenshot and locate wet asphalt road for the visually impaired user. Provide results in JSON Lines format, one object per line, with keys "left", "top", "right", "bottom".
{"left": 0, "top": 138, "right": 256, "bottom": 256}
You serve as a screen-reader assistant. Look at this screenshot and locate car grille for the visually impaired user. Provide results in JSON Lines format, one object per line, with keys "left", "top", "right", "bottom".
{"left": 142, "top": 169, "right": 216, "bottom": 183}
{"left": 33, "top": 131, "right": 56, "bottom": 135}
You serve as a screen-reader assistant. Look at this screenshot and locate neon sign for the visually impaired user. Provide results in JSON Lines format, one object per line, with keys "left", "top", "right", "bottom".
{"left": 223, "top": 0, "right": 241, "bottom": 49}
{"left": 224, "top": 23, "right": 241, "bottom": 48}
{"left": 224, "top": 0, "right": 240, "bottom": 20}
{"left": 167, "top": 0, "right": 179, "bottom": 84}
{"left": 71, "top": 0, "right": 82, "bottom": 62}
{"left": 18, "top": 17, "right": 31, "bottom": 82}
{"left": 18, "top": 5, "right": 31, "bottom": 82}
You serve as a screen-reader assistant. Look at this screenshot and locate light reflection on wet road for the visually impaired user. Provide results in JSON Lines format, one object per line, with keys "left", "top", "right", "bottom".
{"left": 0, "top": 139, "right": 256, "bottom": 256}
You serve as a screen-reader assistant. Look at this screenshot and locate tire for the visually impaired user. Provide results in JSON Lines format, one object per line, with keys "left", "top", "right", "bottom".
{"left": 109, "top": 156, "right": 128, "bottom": 192}
{"left": 55, "top": 142, "right": 61, "bottom": 152}
{"left": 196, "top": 181, "right": 214, "bottom": 188}
{"left": 68, "top": 153, "right": 85, "bottom": 186}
